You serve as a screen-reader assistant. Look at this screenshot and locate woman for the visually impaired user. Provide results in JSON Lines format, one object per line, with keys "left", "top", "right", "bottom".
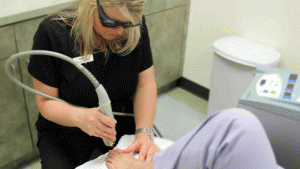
{"left": 28, "top": 0, "right": 160, "bottom": 168}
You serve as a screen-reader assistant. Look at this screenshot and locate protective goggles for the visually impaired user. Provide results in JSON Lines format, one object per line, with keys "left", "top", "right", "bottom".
{"left": 96, "top": 0, "right": 142, "bottom": 28}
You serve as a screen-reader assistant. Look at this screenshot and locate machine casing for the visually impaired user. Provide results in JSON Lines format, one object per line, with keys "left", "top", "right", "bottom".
{"left": 238, "top": 66, "right": 300, "bottom": 169}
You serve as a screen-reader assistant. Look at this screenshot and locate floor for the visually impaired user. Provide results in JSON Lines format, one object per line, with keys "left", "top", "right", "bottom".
{"left": 19, "top": 87, "right": 208, "bottom": 169}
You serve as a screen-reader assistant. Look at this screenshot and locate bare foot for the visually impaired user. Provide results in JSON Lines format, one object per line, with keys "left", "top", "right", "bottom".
{"left": 106, "top": 148, "right": 154, "bottom": 169}
{"left": 106, "top": 148, "right": 137, "bottom": 169}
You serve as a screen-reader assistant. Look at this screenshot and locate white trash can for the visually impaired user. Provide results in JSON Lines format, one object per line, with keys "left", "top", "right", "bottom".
{"left": 208, "top": 36, "right": 281, "bottom": 115}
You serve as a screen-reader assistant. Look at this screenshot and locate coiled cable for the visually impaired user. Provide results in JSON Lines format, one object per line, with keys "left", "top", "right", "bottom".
{"left": 4, "top": 50, "right": 134, "bottom": 146}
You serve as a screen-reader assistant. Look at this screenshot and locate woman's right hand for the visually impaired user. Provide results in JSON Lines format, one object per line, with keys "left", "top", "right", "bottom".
{"left": 32, "top": 77, "right": 117, "bottom": 139}
{"left": 78, "top": 107, "right": 117, "bottom": 141}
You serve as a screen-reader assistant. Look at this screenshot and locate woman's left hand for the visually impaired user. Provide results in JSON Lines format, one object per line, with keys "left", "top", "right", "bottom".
{"left": 122, "top": 133, "right": 161, "bottom": 163}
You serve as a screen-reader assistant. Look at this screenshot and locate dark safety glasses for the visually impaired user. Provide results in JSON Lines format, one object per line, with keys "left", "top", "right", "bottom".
{"left": 96, "top": 0, "right": 142, "bottom": 28}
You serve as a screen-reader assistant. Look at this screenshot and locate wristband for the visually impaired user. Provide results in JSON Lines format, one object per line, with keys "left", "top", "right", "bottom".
{"left": 135, "top": 128, "right": 154, "bottom": 141}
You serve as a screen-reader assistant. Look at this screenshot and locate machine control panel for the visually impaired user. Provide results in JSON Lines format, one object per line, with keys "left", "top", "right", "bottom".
{"left": 256, "top": 72, "right": 300, "bottom": 103}
{"left": 239, "top": 67, "right": 300, "bottom": 169}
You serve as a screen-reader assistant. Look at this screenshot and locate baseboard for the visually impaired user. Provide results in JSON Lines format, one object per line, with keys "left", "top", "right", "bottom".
{"left": 157, "top": 80, "right": 178, "bottom": 95}
{"left": 177, "top": 77, "right": 209, "bottom": 101}
{"left": 157, "top": 77, "right": 210, "bottom": 101}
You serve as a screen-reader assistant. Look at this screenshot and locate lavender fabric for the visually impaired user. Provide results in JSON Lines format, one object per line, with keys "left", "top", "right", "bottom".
{"left": 152, "top": 108, "right": 282, "bottom": 169}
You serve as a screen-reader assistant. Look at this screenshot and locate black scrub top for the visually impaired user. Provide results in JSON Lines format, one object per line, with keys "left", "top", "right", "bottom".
{"left": 28, "top": 14, "right": 153, "bottom": 132}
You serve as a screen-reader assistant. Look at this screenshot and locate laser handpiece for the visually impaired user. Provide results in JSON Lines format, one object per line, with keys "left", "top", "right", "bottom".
{"left": 5, "top": 50, "right": 117, "bottom": 147}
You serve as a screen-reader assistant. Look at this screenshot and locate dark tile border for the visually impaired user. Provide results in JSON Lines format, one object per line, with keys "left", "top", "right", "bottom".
{"left": 177, "top": 77, "right": 209, "bottom": 101}
{"left": 158, "top": 77, "right": 209, "bottom": 101}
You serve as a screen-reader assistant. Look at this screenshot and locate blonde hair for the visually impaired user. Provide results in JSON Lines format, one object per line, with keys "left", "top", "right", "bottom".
{"left": 50, "top": 0, "right": 145, "bottom": 60}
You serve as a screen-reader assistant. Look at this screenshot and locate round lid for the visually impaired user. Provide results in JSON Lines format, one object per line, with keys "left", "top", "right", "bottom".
{"left": 212, "top": 36, "right": 281, "bottom": 67}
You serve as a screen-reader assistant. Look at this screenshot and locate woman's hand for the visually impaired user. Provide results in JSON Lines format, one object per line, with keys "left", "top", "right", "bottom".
{"left": 122, "top": 133, "right": 161, "bottom": 163}
{"left": 78, "top": 107, "right": 117, "bottom": 141}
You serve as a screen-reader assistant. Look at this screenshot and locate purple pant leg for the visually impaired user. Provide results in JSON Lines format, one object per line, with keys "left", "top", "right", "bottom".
{"left": 152, "top": 108, "right": 278, "bottom": 169}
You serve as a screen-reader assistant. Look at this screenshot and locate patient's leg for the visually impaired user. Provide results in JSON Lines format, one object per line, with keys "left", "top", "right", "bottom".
{"left": 152, "top": 108, "right": 278, "bottom": 169}
{"left": 106, "top": 148, "right": 153, "bottom": 169}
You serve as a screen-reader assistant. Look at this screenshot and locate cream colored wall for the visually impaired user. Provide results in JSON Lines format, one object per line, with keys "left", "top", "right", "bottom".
{"left": 183, "top": 0, "right": 300, "bottom": 89}
{"left": 0, "top": 0, "right": 75, "bottom": 26}
{"left": 1, "top": 0, "right": 73, "bottom": 17}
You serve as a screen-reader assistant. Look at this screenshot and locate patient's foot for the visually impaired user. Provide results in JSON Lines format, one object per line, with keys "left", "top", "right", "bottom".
{"left": 106, "top": 148, "right": 153, "bottom": 169}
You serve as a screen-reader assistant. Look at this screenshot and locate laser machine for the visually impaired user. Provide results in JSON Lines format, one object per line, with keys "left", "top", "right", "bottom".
{"left": 238, "top": 66, "right": 300, "bottom": 169}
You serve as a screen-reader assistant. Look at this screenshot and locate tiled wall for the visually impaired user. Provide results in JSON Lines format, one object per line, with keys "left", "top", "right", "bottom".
{"left": 14, "top": 16, "right": 47, "bottom": 156}
{"left": 0, "top": 26, "right": 34, "bottom": 167}
{"left": 147, "top": 6, "right": 186, "bottom": 88}
{"left": 0, "top": 0, "right": 190, "bottom": 167}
